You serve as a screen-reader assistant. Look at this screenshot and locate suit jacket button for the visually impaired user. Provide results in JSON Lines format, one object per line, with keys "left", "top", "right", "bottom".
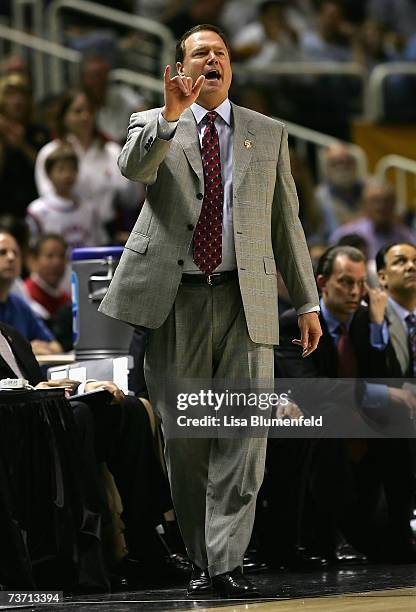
{"left": 178, "top": 259, "right": 184, "bottom": 266}
{"left": 187, "top": 224, "right": 194, "bottom": 230}
{"left": 196, "top": 193, "right": 203, "bottom": 200}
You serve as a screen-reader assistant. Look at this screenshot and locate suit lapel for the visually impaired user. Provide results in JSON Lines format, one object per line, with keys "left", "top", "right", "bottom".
{"left": 386, "top": 303, "right": 410, "bottom": 375}
{"left": 231, "top": 104, "right": 255, "bottom": 193}
{"left": 0, "top": 354, "right": 16, "bottom": 378}
{"left": 0, "top": 330, "right": 24, "bottom": 378}
{"left": 174, "top": 108, "right": 204, "bottom": 184}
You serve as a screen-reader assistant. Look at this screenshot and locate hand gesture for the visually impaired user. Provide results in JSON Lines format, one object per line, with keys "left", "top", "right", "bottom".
{"left": 292, "top": 312, "right": 322, "bottom": 358}
{"left": 162, "top": 65, "right": 205, "bottom": 122}
{"left": 366, "top": 282, "right": 388, "bottom": 325}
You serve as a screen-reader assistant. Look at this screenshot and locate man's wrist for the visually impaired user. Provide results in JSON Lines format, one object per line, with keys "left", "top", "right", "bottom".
{"left": 161, "top": 107, "right": 181, "bottom": 122}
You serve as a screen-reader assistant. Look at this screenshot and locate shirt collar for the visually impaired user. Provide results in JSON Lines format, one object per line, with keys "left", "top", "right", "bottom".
{"left": 388, "top": 295, "right": 416, "bottom": 324}
{"left": 191, "top": 98, "right": 231, "bottom": 127}
{"left": 320, "top": 297, "right": 353, "bottom": 334}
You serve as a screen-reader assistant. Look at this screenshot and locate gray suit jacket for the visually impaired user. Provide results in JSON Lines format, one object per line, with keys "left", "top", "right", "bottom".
{"left": 385, "top": 301, "right": 410, "bottom": 375}
{"left": 99, "top": 103, "right": 319, "bottom": 345}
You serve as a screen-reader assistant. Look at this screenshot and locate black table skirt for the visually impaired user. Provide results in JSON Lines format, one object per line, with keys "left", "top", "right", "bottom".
{"left": 0, "top": 389, "right": 108, "bottom": 591}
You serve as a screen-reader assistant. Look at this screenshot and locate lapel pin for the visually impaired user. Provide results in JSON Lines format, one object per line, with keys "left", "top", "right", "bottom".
{"left": 244, "top": 139, "right": 253, "bottom": 149}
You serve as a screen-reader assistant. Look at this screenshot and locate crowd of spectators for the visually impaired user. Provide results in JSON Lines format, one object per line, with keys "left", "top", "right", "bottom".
{"left": 0, "top": 0, "right": 415, "bottom": 595}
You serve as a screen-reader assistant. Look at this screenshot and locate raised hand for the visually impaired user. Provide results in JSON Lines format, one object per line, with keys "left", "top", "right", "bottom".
{"left": 365, "top": 282, "right": 388, "bottom": 325}
{"left": 162, "top": 65, "right": 205, "bottom": 122}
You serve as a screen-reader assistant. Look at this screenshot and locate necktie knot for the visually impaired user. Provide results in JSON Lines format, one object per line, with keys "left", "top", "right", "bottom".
{"left": 205, "top": 111, "right": 218, "bottom": 126}
{"left": 337, "top": 322, "right": 348, "bottom": 336}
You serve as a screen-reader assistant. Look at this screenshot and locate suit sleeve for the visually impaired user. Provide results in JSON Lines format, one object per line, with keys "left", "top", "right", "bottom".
{"left": 118, "top": 110, "right": 173, "bottom": 185}
{"left": 271, "top": 126, "right": 319, "bottom": 313}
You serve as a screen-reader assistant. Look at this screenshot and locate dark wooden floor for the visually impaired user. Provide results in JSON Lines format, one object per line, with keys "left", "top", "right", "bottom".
{"left": 6, "top": 563, "right": 415, "bottom": 612}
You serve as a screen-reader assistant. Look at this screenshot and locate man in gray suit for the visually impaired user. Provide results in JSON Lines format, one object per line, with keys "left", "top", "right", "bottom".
{"left": 377, "top": 242, "right": 416, "bottom": 378}
{"left": 375, "top": 242, "right": 416, "bottom": 562}
{"left": 99, "top": 24, "right": 322, "bottom": 598}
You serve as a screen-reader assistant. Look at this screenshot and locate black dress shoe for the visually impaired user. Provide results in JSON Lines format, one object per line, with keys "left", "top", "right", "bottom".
{"left": 243, "top": 551, "right": 269, "bottom": 573}
{"left": 325, "top": 543, "right": 368, "bottom": 566}
{"left": 269, "top": 547, "right": 328, "bottom": 571}
{"left": 187, "top": 566, "right": 213, "bottom": 596}
{"left": 212, "top": 568, "right": 260, "bottom": 598}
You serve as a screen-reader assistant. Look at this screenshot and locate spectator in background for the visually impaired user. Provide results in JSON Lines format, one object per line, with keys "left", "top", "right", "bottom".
{"left": 165, "top": 0, "right": 228, "bottom": 39}
{"left": 301, "top": 0, "right": 354, "bottom": 61}
{"left": 35, "top": 88, "right": 141, "bottom": 244}
{"left": 331, "top": 178, "right": 416, "bottom": 260}
{"left": 27, "top": 145, "right": 102, "bottom": 248}
{"left": 366, "top": 0, "right": 416, "bottom": 42}
{"left": 232, "top": 1, "right": 301, "bottom": 66}
{"left": 316, "top": 143, "right": 364, "bottom": 241}
{"left": 0, "top": 73, "right": 49, "bottom": 218}
{"left": 0, "top": 53, "right": 28, "bottom": 77}
{"left": 24, "top": 234, "right": 71, "bottom": 322}
{"left": 0, "top": 214, "right": 30, "bottom": 275}
{"left": 0, "top": 231, "right": 63, "bottom": 355}
{"left": 353, "top": 19, "right": 398, "bottom": 71}
{"left": 80, "top": 53, "right": 146, "bottom": 143}
{"left": 289, "top": 144, "right": 322, "bottom": 240}
{"left": 219, "top": 0, "right": 263, "bottom": 39}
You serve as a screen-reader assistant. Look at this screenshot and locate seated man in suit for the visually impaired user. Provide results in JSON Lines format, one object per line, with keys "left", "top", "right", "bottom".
{"left": 269, "top": 245, "right": 416, "bottom": 563}
{"left": 0, "top": 320, "right": 183, "bottom": 587}
{"left": 375, "top": 242, "right": 416, "bottom": 557}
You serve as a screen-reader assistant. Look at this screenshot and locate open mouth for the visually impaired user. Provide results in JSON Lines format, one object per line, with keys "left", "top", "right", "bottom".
{"left": 205, "top": 69, "right": 220, "bottom": 80}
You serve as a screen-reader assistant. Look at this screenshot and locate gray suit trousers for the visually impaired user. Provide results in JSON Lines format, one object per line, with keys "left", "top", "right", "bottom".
{"left": 145, "top": 277, "right": 273, "bottom": 576}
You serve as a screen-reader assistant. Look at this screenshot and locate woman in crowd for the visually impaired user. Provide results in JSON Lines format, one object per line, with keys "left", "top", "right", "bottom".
{"left": 0, "top": 72, "right": 49, "bottom": 218}
{"left": 35, "top": 87, "right": 141, "bottom": 244}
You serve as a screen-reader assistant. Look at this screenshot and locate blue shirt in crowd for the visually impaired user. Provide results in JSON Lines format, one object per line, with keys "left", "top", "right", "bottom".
{"left": 0, "top": 293, "right": 54, "bottom": 342}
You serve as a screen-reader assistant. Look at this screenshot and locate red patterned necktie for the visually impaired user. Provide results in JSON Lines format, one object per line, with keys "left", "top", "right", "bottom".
{"left": 193, "top": 111, "right": 223, "bottom": 275}
{"left": 337, "top": 323, "right": 357, "bottom": 377}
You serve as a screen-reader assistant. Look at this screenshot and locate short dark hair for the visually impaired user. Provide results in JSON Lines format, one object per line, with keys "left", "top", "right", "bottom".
{"left": 375, "top": 242, "right": 416, "bottom": 271}
{"left": 31, "top": 233, "right": 68, "bottom": 258}
{"left": 175, "top": 24, "right": 231, "bottom": 64}
{"left": 45, "top": 145, "right": 78, "bottom": 176}
{"left": 316, "top": 245, "right": 365, "bottom": 278}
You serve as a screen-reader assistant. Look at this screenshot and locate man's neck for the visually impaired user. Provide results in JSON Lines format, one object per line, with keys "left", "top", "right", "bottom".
{"left": 196, "top": 95, "right": 227, "bottom": 111}
{"left": 0, "top": 284, "right": 11, "bottom": 303}
{"left": 389, "top": 290, "right": 416, "bottom": 313}
{"left": 323, "top": 299, "right": 351, "bottom": 323}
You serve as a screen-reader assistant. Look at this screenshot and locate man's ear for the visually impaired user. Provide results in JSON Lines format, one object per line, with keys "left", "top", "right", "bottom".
{"left": 176, "top": 62, "right": 184, "bottom": 76}
{"left": 316, "top": 274, "right": 326, "bottom": 292}
{"left": 378, "top": 269, "right": 387, "bottom": 289}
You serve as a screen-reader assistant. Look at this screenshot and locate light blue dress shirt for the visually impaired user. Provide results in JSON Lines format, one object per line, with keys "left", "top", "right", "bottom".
{"left": 320, "top": 298, "right": 389, "bottom": 411}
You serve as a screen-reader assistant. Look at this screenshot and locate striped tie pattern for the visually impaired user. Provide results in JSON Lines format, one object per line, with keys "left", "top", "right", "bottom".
{"left": 405, "top": 313, "right": 416, "bottom": 377}
{"left": 193, "top": 111, "right": 223, "bottom": 275}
